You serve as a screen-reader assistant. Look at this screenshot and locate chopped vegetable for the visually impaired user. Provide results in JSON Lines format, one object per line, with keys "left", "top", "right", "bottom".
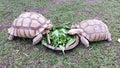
{"left": 59, "top": 45, "right": 65, "bottom": 55}
{"left": 42, "top": 25, "right": 76, "bottom": 54}
{"left": 66, "top": 38, "right": 76, "bottom": 48}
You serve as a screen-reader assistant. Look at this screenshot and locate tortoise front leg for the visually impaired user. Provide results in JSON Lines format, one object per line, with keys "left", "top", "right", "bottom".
{"left": 33, "top": 34, "right": 42, "bottom": 46}
{"left": 8, "top": 34, "right": 14, "bottom": 41}
{"left": 79, "top": 35, "right": 89, "bottom": 47}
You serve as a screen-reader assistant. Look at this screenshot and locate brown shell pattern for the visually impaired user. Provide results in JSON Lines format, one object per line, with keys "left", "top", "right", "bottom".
{"left": 8, "top": 12, "right": 48, "bottom": 38}
{"left": 77, "top": 19, "right": 110, "bottom": 41}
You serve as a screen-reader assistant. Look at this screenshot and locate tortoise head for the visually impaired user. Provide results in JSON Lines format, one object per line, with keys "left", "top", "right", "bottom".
{"left": 67, "top": 29, "right": 82, "bottom": 35}
{"left": 46, "top": 19, "right": 53, "bottom": 30}
{"left": 71, "top": 24, "right": 79, "bottom": 29}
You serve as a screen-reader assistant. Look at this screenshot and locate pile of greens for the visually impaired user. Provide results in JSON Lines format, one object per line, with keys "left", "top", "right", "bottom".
{"left": 42, "top": 25, "right": 76, "bottom": 54}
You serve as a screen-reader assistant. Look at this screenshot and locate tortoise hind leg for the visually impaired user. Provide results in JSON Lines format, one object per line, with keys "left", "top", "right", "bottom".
{"left": 8, "top": 35, "right": 14, "bottom": 41}
{"left": 33, "top": 34, "right": 42, "bottom": 46}
{"left": 107, "top": 33, "right": 112, "bottom": 42}
{"left": 80, "top": 35, "right": 89, "bottom": 47}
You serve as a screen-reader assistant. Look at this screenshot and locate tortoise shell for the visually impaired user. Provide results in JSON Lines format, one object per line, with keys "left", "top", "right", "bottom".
{"left": 71, "top": 19, "right": 110, "bottom": 41}
{"left": 8, "top": 12, "right": 51, "bottom": 38}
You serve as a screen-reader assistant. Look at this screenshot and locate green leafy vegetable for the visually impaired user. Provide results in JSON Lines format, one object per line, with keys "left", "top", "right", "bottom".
{"left": 59, "top": 45, "right": 65, "bottom": 55}
{"left": 42, "top": 25, "right": 76, "bottom": 54}
{"left": 51, "top": 30, "right": 59, "bottom": 37}
{"left": 66, "top": 38, "right": 76, "bottom": 48}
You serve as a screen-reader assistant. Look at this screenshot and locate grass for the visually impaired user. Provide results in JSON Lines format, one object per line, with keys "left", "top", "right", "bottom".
{"left": 0, "top": 0, "right": 120, "bottom": 68}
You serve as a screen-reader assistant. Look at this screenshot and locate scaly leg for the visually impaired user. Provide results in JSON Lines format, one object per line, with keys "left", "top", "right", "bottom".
{"left": 80, "top": 35, "right": 89, "bottom": 47}
{"left": 33, "top": 34, "right": 42, "bottom": 46}
{"left": 8, "top": 35, "right": 14, "bottom": 41}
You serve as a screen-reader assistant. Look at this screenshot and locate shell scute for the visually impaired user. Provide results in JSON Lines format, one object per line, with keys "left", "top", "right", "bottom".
{"left": 8, "top": 12, "right": 52, "bottom": 38}
{"left": 84, "top": 25, "right": 95, "bottom": 34}
{"left": 87, "top": 20, "right": 94, "bottom": 25}
{"left": 19, "top": 29, "right": 24, "bottom": 37}
{"left": 14, "top": 28, "right": 17, "bottom": 36}
{"left": 89, "top": 33, "right": 96, "bottom": 41}
{"left": 74, "top": 19, "right": 110, "bottom": 41}
{"left": 80, "top": 21, "right": 88, "bottom": 28}
{"left": 22, "top": 18, "right": 31, "bottom": 27}
{"left": 19, "top": 12, "right": 31, "bottom": 18}
{"left": 13, "top": 19, "right": 17, "bottom": 26}
{"left": 16, "top": 18, "right": 23, "bottom": 26}
{"left": 30, "top": 20, "right": 40, "bottom": 28}
{"left": 38, "top": 17, "right": 46, "bottom": 24}
{"left": 94, "top": 25, "right": 101, "bottom": 33}
{"left": 29, "top": 30, "right": 36, "bottom": 37}
{"left": 30, "top": 13, "right": 40, "bottom": 20}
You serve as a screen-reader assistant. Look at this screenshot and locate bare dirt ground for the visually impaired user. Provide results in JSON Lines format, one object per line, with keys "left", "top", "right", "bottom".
{"left": 25, "top": 0, "right": 72, "bottom": 14}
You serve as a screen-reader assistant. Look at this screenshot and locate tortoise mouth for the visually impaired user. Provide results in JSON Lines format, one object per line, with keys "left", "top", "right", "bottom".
{"left": 42, "top": 29, "right": 50, "bottom": 34}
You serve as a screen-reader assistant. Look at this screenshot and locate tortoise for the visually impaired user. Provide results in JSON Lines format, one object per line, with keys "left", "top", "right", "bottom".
{"left": 8, "top": 12, "right": 53, "bottom": 45}
{"left": 67, "top": 19, "right": 112, "bottom": 47}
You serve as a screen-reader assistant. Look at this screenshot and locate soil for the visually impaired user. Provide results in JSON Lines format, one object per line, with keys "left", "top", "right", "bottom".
{"left": 71, "top": 56, "right": 78, "bottom": 64}
{"left": 25, "top": 0, "right": 72, "bottom": 15}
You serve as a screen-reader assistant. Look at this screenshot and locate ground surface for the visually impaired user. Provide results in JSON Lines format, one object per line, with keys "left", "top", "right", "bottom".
{"left": 0, "top": 0, "right": 120, "bottom": 68}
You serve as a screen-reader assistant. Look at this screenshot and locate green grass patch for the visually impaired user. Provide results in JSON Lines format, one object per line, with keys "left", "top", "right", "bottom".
{"left": 0, "top": 0, "right": 120, "bottom": 68}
